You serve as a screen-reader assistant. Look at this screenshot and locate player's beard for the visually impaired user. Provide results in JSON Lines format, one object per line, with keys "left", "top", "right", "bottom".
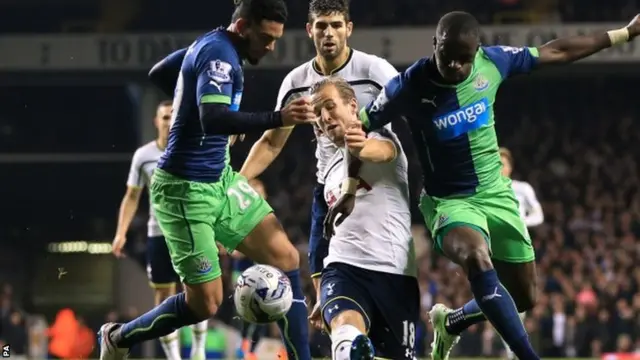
{"left": 319, "top": 41, "right": 344, "bottom": 61}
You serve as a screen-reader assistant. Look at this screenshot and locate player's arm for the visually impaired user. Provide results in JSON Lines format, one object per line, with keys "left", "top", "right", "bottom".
{"left": 346, "top": 127, "right": 397, "bottom": 163}
{"left": 148, "top": 48, "right": 187, "bottom": 96}
{"left": 240, "top": 74, "right": 296, "bottom": 180}
{"left": 537, "top": 16, "right": 640, "bottom": 65}
{"left": 522, "top": 182, "right": 544, "bottom": 227}
{"left": 114, "top": 151, "right": 145, "bottom": 241}
{"left": 196, "top": 44, "right": 287, "bottom": 135}
{"left": 358, "top": 69, "right": 414, "bottom": 131}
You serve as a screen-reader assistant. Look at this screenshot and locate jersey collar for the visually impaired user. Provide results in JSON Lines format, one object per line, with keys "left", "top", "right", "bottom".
{"left": 312, "top": 48, "right": 354, "bottom": 76}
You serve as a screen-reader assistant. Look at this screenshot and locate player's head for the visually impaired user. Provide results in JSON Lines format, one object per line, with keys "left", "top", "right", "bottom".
{"left": 499, "top": 147, "right": 513, "bottom": 177}
{"left": 306, "top": 0, "right": 353, "bottom": 61}
{"left": 309, "top": 76, "right": 358, "bottom": 146}
{"left": 433, "top": 11, "right": 480, "bottom": 83}
{"left": 231, "top": 0, "right": 288, "bottom": 65}
{"left": 154, "top": 100, "right": 172, "bottom": 141}
{"left": 249, "top": 178, "right": 267, "bottom": 199}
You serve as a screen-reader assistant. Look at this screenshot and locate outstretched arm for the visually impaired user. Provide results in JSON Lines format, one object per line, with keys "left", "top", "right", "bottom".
{"left": 537, "top": 15, "right": 640, "bottom": 65}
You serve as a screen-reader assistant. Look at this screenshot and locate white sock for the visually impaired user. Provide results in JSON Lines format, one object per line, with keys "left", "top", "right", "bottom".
{"left": 331, "top": 324, "right": 362, "bottom": 360}
{"left": 189, "top": 320, "right": 208, "bottom": 359}
{"left": 503, "top": 313, "right": 526, "bottom": 360}
{"left": 159, "top": 330, "right": 182, "bottom": 360}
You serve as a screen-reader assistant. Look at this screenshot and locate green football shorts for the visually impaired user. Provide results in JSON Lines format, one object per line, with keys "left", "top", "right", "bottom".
{"left": 419, "top": 179, "right": 535, "bottom": 263}
{"left": 150, "top": 167, "right": 273, "bottom": 284}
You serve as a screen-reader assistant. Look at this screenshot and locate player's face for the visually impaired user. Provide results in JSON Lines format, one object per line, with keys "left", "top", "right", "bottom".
{"left": 241, "top": 19, "right": 284, "bottom": 65}
{"left": 433, "top": 34, "right": 479, "bottom": 83}
{"left": 500, "top": 154, "right": 513, "bottom": 177}
{"left": 312, "top": 85, "right": 358, "bottom": 146}
{"left": 154, "top": 105, "right": 172, "bottom": 140}
{"left": 307, "top": 13, "right": 352, "bottom": 60}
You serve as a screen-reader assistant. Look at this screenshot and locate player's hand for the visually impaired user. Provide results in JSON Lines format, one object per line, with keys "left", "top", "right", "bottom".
{"left": 281, "top": 97, "right": 316, "bottom": 126}
{"left": 229, "top": 134, "right": 245, "bottom": 146}
{"left": 324, "top": 193, "right": 356, "bottom": 238}
{"left": 626, "top": 14, "right": 640, "bottom": 38}
{"left": 344, "top": 123, "right": 367, "bottom": 157}
{"left": 308, "top": 301, "right": 324, "bottom": 330}
{"left": 112, "top": 235, "right": 127, "bottom": 258}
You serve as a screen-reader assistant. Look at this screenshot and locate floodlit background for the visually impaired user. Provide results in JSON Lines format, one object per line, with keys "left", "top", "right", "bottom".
{"left": 0, "top": 0, "right": 639, "bottom": 359}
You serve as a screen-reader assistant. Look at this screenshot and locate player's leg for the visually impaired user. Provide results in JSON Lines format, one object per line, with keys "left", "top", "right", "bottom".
{"left": 99, "top": 169, "right": 222, "bottom": 359}
{"left": 215, "top": 171, "right": 310, "bottom": 360}
{"left": 487, "top": 188, "right": 537, "bottom": 312}
{"left": 503, "top": 313, "right": 526, "bottom": 360}
{"left": 484, "top": 190, "right": 537, "bottom": 360}
{"left": 421, "top": 195, "right": 539, "bottom": 360}
{"left": 189, "top": 318, "right": 208, "bottom": 360}
{"left": 319, "top": 263, "right": 373, "bottom": 360}
{"left": 366, "top": 271, "right": 420, "bottom": 360}
{"left": 147, "top": 235, "right": 182, "bottom": 360}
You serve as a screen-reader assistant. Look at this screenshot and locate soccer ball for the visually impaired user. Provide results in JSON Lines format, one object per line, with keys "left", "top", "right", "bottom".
{"left": 233, "top": 264, "right": 293, "bottom": 324}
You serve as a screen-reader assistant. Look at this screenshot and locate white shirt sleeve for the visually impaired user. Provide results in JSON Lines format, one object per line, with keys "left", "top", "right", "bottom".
{"left": 367, "top": 57, "right": 399, "bottom": 88}
{"left": 126, "top": 149, "right": 144, "bottom": 188}
{"left": 522, "top": 182, "right": 544, "bottom": 227}
{"left": 274, "top": 71, "right": 295, "bottom": 111}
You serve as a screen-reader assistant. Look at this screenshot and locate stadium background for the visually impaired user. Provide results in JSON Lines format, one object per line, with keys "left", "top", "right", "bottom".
{"left": 1, "top": 0, "right": 640, "bottom": 359}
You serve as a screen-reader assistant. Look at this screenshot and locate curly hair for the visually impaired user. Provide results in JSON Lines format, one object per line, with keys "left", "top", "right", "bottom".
{"left": 308, "top": 0, "right": 350, "bottom": 22}
{"left": 231, "top": 0, "right": 288, "bottom": 24}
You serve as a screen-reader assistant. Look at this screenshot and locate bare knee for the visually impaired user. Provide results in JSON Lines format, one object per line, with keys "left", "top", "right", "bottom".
{"left": 238, "top": 214, "right": 300, "bottom": 272}
{"left": 270, "top": 241, "right": 299, "bottom": 272}
{"left": 330, "top": 310, "right": 367, "bottom": 334}
{"left": 443, "top": 227, "right": 493, "bottom": 275}
{"left": 184, "top": 279, "right": 223, "bottom": 319}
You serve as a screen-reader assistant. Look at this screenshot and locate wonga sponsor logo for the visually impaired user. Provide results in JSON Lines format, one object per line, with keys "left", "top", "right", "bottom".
{"left": 432, "top": 98, "right": 490, "bottom": 140}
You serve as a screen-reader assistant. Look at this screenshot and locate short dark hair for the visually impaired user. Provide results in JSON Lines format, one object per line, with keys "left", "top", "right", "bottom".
{"left": 308, "top": 0, "right": 350, "bottom": 23}
{"left": 232, "top": 0, "right": 288, "bottom": 24}
{"left": 436, "top": 11, "right": 480, "bottom": 40}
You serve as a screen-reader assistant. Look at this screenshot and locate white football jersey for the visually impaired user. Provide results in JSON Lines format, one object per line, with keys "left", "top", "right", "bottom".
{"left": 275, "top": 49, "right": 398, "bottom": 184}
{"left": 512, "top": 179, "right": 544, "bottom": 227}
{"left": 126, "top": 141, "right": 164, "bottom": 237}
{"left": 322, "top": 127, "right": 416, "bottom": 277}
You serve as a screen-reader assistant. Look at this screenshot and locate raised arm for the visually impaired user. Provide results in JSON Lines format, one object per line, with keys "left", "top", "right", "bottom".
{"left": 240, "top": 74, "right": 296, "bottom": 180}
{"left": 537, "top": 15, "right": 640, "bottom": 65}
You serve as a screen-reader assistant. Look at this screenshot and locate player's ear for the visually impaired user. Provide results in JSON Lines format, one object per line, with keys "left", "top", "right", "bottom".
{"left": 349, "top": 98, "right": 357, "bottom": 115}
{"left": 432, "top": 36, "right": 437, "bottom": 48}
{"left": 306, "top": 22, "right": 313, "bottom": 39}
{"left": 236, "top": 18, "right": 250, "bottom": 35}
{"left": 346, "top": 21, "right": 353, "bottom": 38}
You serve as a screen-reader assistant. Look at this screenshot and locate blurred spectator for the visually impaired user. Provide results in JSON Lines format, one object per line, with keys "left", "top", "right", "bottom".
{"left": 47, "top": 308, "right": 80, "bottom": 360}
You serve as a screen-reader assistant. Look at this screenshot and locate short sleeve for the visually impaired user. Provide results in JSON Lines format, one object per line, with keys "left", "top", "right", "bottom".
{"left": 194, "top": 42, "right": 238, "bottom": 106}
{"left": 482, "top": 46, "right": 539, "bottom": 78}
{"left": 126, "top": 149, "right": 144, "bottom": 188}
{"left": 367, "top": 57, "right": 399, "bottom": 88}
{"left": 274, "top": 72, "right": 294, "bottom": 111}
